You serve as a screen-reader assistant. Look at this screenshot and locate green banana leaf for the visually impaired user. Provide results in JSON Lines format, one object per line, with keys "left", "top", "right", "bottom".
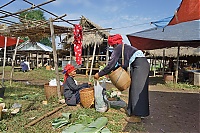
{"left": 75, "top": 115, "right": 94, "bottom": 125}
{"left": 62, "top": 113, "right": 71, "bottom": 119}
{"left": 79, "top": 117, "right": 108, "bottom": 133}
{"left": 0, "top": 98, "right": 3, "bottom": 103}
{"left": 101, "top": 127, "right": 111, "bottom": 133}
{"left": 62, "top": 124, "right": 86, "bottom": 133}
{"left": 52, "top": 113, "right": 71, "bottom": 128}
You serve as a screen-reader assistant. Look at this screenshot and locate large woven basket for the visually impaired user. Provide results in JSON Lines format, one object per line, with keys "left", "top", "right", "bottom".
{"left": 109, "top": 67, "right": 131, "bottom": 91}
{"left": 80, "top": 88, "right": 94, "bottom": 108}
{"left": 44, "top": 83, "right": 64, "bottom": 100}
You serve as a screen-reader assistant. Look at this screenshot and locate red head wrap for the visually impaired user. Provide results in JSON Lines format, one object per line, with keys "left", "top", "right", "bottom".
{"left": 63, "top": 64, "right": 75, "bottom": 82}
{"left": 108, "top": 34, "right": 123, "bottom": 46}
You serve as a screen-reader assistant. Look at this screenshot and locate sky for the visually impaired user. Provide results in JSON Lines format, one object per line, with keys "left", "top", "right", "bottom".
{"left": 0, "top": 0, "right": 182, "bottom": 47}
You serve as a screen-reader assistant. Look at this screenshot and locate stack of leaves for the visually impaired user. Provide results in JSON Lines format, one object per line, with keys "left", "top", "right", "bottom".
{"left": 52, "top": 112, "right": 111, "bottom": 132}
{"left": 62, "top": 116, "right": 110, "bottom": 133}
{"left": 52, "top": 113, "right": 71, "bottom": 129}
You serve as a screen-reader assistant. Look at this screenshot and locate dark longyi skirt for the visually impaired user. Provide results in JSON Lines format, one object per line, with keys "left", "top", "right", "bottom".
{"left": 127, "top": 57, "right": 150, "bottom": 117}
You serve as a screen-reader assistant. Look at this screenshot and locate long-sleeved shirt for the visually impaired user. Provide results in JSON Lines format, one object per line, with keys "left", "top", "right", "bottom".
{"left": 63, "top": 76, "right": 90, "bottom": 99}
{"left": 98, "top": 44, "right": 138, "bottom": 77}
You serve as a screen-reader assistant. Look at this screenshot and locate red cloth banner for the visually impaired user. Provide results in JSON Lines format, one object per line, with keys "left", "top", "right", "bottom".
{"left": 73, "top": 24, "right": 83, "bottom": 65}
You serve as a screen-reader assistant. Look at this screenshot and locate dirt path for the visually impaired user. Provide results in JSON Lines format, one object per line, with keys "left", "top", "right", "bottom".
{"left": 143, "top": 85, "right": 199, "bottom": 133}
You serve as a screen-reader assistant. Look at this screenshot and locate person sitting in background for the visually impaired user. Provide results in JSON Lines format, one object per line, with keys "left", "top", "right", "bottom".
{"left": 20, "top": 61, "right": 28, "bottom": 72}
{"left": 63, "top": 64, "right": 91, "bottom": 106}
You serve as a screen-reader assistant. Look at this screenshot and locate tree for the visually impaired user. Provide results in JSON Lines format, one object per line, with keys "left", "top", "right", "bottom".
{"left": 19, "top": 10, "right": 52, "bottom": 47}
{"left": 19, "top": 9, "right": 45, "bottom": 22}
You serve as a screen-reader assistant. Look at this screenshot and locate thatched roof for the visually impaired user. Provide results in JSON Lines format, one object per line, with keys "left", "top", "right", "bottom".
{"left": 145, "top": 46, "right": 200, "bottom": 57}
{"left": 64, "top": 16, "right": 110, "bottom": 48}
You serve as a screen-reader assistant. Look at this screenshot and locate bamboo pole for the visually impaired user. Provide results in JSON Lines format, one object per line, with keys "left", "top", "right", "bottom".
{"left": 49, "top": 17, "right": 61, "bottom": 99}
{"left": 70, "top": 43, "right": 72, "bottom": 63}
{"left": 10, "top": 37, "right": 20, "bottom": 85}
{"left": 162, "top": 49, "right": 165, "bottom": 77}
{"left": 86, "top": 46, "right": 90, "bottom": 76}
{"left": 89, "top": 42, "right": 97, "bottom": 81}
{"left": 2, "top": 37, "right": 7, "bottom": 86}
{"left": 23, "top": 0, "right": 74, "bottom": 25}
{"left": 106, "top": 42, "right": 109, "bottom": 65}
{"left": 24, "top": 104, "right": 66, "bottom": 128}
{"left": 36, "top": 52, "right": 38, "bottom": 69}
{"left": 0, "top": 0, "right": 16, "bottom": 9}
{"left": 0, "top": 0, "right": 55, "bottom": 19}
{"left": 175, "top": 44, "right": 180, "bottom": 83}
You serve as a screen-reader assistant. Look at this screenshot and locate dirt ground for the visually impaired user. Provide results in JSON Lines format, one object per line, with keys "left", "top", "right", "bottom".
{"left": 1, "top": 72, "right": 200, "bottom": 133}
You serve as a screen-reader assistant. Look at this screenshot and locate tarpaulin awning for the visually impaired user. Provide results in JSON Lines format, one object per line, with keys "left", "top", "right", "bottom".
{"left": 168, "top": 0, "right": 200, "bottom": 25}
{"left": 127, "top": 20, "right": 200, "bottom": 50}
{"left": 0, "top": 35, "right": 23, "bottom": 48}
{"left": 127, "top": 0, "right": 200, "bottom": 50}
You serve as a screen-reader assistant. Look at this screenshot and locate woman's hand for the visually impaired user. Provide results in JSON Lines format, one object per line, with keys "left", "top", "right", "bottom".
{"left": 88, "top": 82, "right": 92, "bottom": 85}
{"left": 94, "top": 73, "right": 100, "bottom": 80}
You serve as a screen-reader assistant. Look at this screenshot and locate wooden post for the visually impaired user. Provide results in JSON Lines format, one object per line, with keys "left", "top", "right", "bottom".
{"left": 106, "top": 42, "right": 109, "bottom": 65}
{"left": 41, "top": 53, "right": 44, "bottom": 66}
{"left": 49, "top": 17, "right": 61, "bottom": 99}
{"left": 162, "top": 49, "right": 165, "bottom": 77}
{"left": 86, "top": 46, "right": 90, "bottom": 76}
{"left": 2, "top": 37, "right": 7, "bottom": 86}
{"left": 175, "top": 44, "right": 180, "bottom": 83}
{"left": 89, "top": 42, "right": 97, "bottom": 81}
{"left": 36, "top": 52, "right": 39, "bottom": 69}
{"left": 10, "top": 37, "right": 20, "bottom": 85}
{"left": 70, "top": 43, "right": 72, "bottom": 63}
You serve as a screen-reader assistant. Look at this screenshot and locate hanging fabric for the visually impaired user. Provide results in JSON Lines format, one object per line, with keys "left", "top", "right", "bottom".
{"left": 73, "top": 24, "right": 83, "bottom": 65}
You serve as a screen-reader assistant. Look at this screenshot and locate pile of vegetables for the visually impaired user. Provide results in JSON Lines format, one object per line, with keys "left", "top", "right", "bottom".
{"left": 105, "top": 88, "right": 121, "bottom": 101}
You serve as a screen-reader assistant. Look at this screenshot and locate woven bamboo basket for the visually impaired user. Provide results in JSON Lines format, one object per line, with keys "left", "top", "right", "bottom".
{"left": 109, "top": 67, "right": 131, "bottom": 91}
{"left": 44, "top": 83, "right": 64, "bottom": 100}
{"left": 80, "top": 88, "right": 94, "bottom": 108}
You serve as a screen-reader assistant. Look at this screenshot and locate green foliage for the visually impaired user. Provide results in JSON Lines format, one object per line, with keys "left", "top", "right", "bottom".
{"left": 0, "top": 98, "right": 3, "bottom": 103}
{"left": 19, "top": 9, "right": 51, "bottom": 46}
{"left": 0, "top": 121, "right": 7, "bottom": 131}
{"left": 52, "top": 113, "right": 71, "bottom": 128}
{"left": 165, "top": 82, "right": 200, "bottom": 90}
{"left": 39, "top": 37, "right": 52, "bottom": 47}
{"left": 19, "top": 9, "right": 45, "bottom": 22}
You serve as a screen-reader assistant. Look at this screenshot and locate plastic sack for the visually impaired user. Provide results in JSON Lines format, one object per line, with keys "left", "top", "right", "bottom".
{"left": 94, "top": 81, "right": 108, "bottom": 112}
{"left": 49, "top": 79, "right": 63, "bottom": 86}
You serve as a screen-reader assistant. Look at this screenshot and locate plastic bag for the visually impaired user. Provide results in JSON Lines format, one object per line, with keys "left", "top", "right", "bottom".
{"left": 94, "top": 81, "right": 108, "bottom": 112}
{"left": 49, "top": 79, "right": 63, "bottom": 86}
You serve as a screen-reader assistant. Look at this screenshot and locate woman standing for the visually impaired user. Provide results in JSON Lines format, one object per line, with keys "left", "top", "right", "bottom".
{"left": 94, "top": 34, "right": 150, "bottom": 123}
